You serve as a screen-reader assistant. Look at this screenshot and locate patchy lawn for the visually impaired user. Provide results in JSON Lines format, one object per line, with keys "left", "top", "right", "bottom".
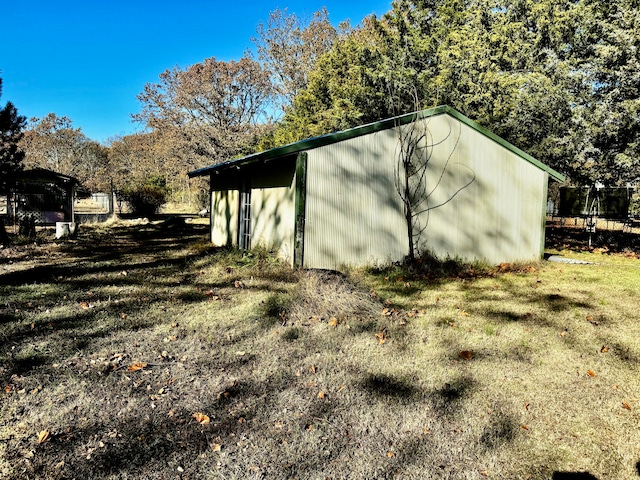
{"left": 1, "top": 221, "right": 639, "bottom": 479}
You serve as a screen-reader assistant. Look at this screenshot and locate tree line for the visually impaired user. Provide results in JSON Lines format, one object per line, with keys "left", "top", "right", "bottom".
{"left": 3, "top": 0, "right": 639, "bottom": 212}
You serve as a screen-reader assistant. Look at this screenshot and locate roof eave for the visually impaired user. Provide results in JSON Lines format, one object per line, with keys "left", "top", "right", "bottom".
{"left": 187, "top": 105, "right": 566, "bottom": 182}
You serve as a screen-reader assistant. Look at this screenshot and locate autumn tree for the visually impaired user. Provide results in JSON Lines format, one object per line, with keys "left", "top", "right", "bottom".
{"left": 252, "top": 7, "right": 340, "bottom": 115}
{"left": 107, "top": 132, "right": 164, "bottom": 191}
{"left": 20, "top": 113, "right": 110, "bottom": 192}
{"left": 134, "top": 55, "right": 273, "bottom": 169}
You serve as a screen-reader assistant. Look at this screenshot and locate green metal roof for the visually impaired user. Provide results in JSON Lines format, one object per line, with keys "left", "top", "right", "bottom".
{"left": 188, "top": 105, "right": 565, "bottom": 182}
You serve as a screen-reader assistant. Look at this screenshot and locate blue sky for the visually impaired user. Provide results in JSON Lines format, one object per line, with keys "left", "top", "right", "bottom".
{"left": 2, "top": 1, "right": 391, "bottom": 144}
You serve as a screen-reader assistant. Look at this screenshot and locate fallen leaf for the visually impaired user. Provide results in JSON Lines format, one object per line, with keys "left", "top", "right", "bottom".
{"left": 37, "top": 430, "right": 50, "bottom": 444}
{"left": 460, "top": 310, "right": 471, "bottom": 317}
{"left": 586, "top": 370, "right": 596, "bottom": 377}
{"left": 328, "top": 317, "right": 338, "bottom": 328}
{"left": 559, "top": 330, "right": 567, "bottom": 337}
{"left": 54, "top": 460, "right": 65, "bottom": 469}
{"left": 600, "top": 346, "right": 609, "bottom": 353}
{"left": 309, "top": 365, "right": 317, "bottom": 374}
{"left": 127, "top": 362, "right": 147, "bottom": 372}
{"left": 622, "top": 402, "right": 632, "bottom": 411}
{"left": 317, "top": 391, "right": 326, "bottom": 399}
{"left": 4, "top": 385, "right": 12, "bottom": 393}
{"left": 192, "top": 412, "right": 210, "bottom": 425}
{"left": 459, "top": 351, "right": 474, "bottom": 360}
{"left": 211, "top": 443, "right": 222, "bottom": 452}
{"left": 375, "top": 331, "right": 387, "bottom": 345}
{"left": 387, "top": 451, "right": 394, "bottom": 458}
{"left": 480, "top": 471, "right": 489, "bottom": 477}
{"left": 79, "top": 301, "right": 90, "bottom": 309}
{"left": 521, "top": 425, "right": 529, "bottom": 430}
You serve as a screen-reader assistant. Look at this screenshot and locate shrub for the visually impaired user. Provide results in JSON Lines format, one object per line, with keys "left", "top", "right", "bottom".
{"left": 120, "top": 176, "right": 169, "bottom": 217}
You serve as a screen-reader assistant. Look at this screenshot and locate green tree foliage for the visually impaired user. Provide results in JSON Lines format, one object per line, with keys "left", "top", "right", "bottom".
{"left": 0, "top": 77, "right": 26, "bottom": 245}
{"left": 267, "top": 16, "right": 390, "bottom": 146}
{"left": 569, "top": 0, "right": 640, "bottom": 185}
{"left": 0, "top": 78, "right": 26, "bottom": 194}
{"left": 276, "top": 0, "right": 640, "bottom": 185}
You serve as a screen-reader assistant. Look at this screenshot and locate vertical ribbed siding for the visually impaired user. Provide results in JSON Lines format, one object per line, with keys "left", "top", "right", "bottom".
{"left": 303, "top": 113, "right": 548, "bottom": 269}
{"left": 304, "top": 128, "right": 407, "bottom": 270}
{"left": 417, "top": 115, "right": 546, "bottom": 264}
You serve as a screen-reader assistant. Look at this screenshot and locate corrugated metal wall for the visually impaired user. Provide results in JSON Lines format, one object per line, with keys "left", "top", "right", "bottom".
{"left": 303, "top": 113, "right": 547, "bottom": 269}
{"left": 304, "top": 128, "right": 407, "bottom": 270}
{"left": 418, "top": 115, "right": 547, "bottom": 264}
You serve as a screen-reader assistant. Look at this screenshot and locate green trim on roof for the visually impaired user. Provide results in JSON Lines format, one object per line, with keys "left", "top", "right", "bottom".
{"left": 188, "top": 105, "right": 565, "bottom": 182}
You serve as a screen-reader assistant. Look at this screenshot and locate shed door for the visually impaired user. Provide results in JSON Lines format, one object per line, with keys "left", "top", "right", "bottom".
{"left": 238, "top": 180, "right": 252, "bottom": 249}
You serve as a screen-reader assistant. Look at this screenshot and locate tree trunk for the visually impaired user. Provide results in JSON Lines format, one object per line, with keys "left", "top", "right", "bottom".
{"left": 404, "top": 168, "right": 415, "bottom": 263}
{"left": 0, "top": 217, "right": 11, "bottom": 246}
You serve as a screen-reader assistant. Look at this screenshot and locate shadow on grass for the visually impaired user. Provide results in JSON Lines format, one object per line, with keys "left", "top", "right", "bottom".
{"left": 4, "top": 224, "right": 634, "bottom": 479}
{"left": 361, "top": 373, "right": 419, "bottom": 399}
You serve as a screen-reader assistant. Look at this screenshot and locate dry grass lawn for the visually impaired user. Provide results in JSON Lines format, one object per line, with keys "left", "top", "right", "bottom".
{"left": 1, "top": 221, "right": 639, "bottom": 479}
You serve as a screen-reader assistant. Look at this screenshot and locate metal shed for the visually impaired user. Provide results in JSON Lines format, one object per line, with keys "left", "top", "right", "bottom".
{"left": 189, "top": 106, "right": 564, "bottom": 270}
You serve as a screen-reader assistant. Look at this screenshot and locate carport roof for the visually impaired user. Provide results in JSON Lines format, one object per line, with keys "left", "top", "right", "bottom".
{"left": 188, "top": 105, "right": 565, "bottom": 182}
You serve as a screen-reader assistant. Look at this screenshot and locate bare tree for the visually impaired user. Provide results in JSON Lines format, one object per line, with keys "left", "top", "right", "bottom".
{"left": 252, "top": 7, "right": 340, "bottom": 114}
{"left": 393, "top": 96, "right": 474, "bottom": 263}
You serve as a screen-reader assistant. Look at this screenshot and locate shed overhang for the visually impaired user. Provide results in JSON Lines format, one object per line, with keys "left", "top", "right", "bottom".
{"left": 188, "top": 106, "right": 565, "bottom": 182}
